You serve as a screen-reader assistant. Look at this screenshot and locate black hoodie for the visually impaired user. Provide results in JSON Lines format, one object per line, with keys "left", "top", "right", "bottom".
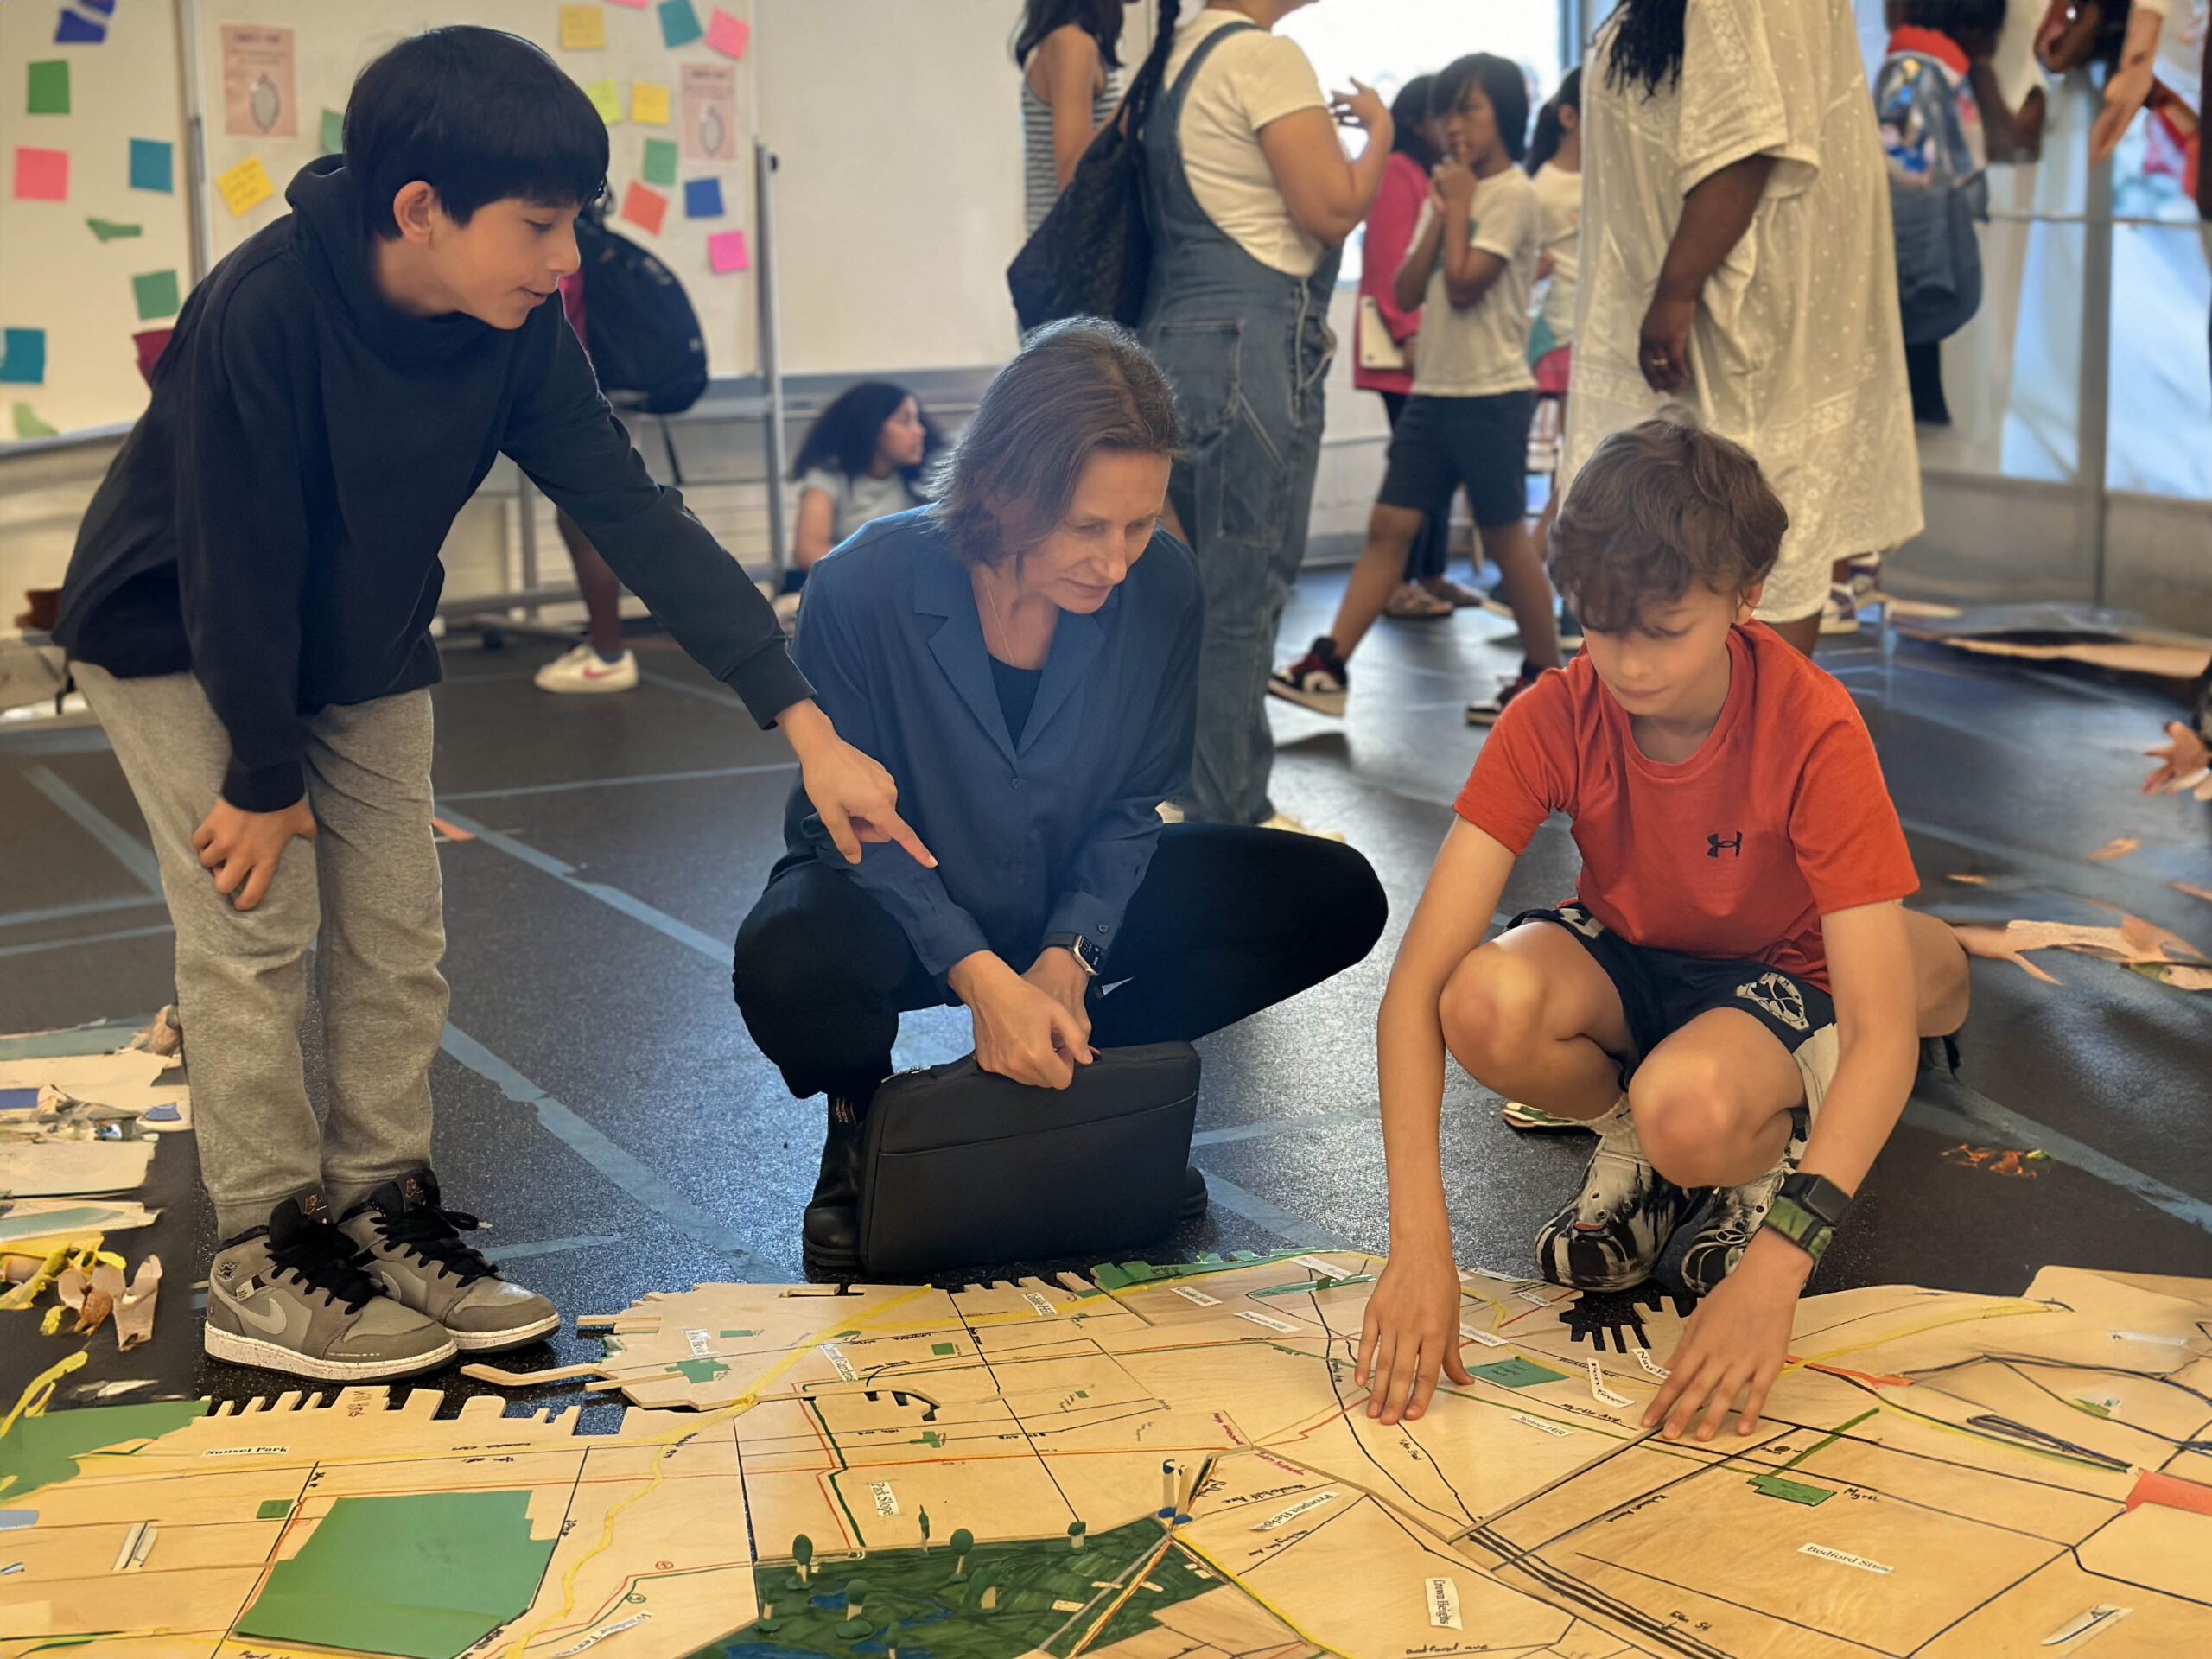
{"left": 54, "top": 158, "right": 810, "bottom": 811}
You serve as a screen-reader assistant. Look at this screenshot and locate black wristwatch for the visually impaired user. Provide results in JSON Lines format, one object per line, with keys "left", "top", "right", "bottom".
{"left": 1043, "top": 931, "right": 1103, "bottom": 976}
{"left": 1761, "top": 1173, "right": 1854, "bottom": 1264}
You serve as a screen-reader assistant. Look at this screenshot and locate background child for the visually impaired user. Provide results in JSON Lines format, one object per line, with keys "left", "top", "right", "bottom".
{"left": 1270, "top": 54, "right": 1557, "bottom": 724}
{"left": 1524, "top": 67, "right": 1581, "bottom": 597}
{"left": 789, "top": 381, "right": 942, "bottom": 571}
{"left": 1354, "top": 420, "right": 1967, "bottom": 1442}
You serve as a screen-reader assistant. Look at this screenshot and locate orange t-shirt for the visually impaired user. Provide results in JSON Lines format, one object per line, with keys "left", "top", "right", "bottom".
{"left": 1453, "top": 624, "right": 1918, "bottom": 989}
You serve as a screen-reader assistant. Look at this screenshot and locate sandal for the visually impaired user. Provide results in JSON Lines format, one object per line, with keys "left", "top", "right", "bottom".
{"left": 1384, "top": 582, "right": 1455, "bottom": 620}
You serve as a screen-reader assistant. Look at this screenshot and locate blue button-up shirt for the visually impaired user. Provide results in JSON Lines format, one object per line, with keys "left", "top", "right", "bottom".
{"left": 784, "top": 509, "right": 1200, "bottom": 978}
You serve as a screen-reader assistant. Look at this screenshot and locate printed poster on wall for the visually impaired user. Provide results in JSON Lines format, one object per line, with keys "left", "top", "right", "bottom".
{"left": 680, "top": 62, "right": 737, "bottom": 162}
{"left": 222, "top": 25, "right": 298, "bottom": 140}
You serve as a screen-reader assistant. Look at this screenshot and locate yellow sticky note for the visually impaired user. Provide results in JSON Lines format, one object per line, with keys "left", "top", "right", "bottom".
{"left": 215, "top": 154, "right": 275, "bottom": 217}
{"left": 631, "top": 81, "right": 671, "bottom": 125}
{"left": 559, "top": 4, "right": 607, "bottom": 50}
{"left": 582, "top": 78, "right": 621, "bottom": 124}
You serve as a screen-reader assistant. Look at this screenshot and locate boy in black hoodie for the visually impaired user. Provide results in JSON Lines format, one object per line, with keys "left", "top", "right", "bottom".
{"left": 53, "top": 28, "right": 927, "bottom": 1382}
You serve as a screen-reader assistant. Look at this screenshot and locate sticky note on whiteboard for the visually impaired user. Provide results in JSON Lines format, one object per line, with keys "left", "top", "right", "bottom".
{"left": 705, "top": 8, "right": 750, "bottom": 59}
{"left": 707, "top": 228, "right": 748, "bottom": 273}
{"left": 13, "top": 146, "right": 68, "bottom": 201}
{"left": 631, "top": 82, "right": 670, "bottom": 124}
{"left": 558, "top": 5, "right": 606, "bottom": 50}
{"left": 214, "top": 155, "right": 274, "bottom": 216}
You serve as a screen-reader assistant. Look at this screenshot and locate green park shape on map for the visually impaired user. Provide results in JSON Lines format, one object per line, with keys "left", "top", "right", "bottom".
{"left": 2, "top": 1256, "right": 2209, "bottom": 1659}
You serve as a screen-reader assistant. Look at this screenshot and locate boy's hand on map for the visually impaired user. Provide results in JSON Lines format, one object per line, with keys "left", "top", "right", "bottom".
{"left": 1357, "top": 1245, "right": 1473, "bottom": 1425}
{"left": 1646, "top": 1231, "right": 1808, "bottom": 1440}
{"left": 2141, "top": 721, "right": 2209, "bottom": 793}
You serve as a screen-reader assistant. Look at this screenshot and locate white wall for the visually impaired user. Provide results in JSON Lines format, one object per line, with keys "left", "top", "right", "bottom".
{"left": 755, "top": 0, "right": 1028, "bottom": 376}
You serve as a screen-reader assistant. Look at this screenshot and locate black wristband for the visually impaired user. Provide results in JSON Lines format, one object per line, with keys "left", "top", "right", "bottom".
{"left": 1761, "top": 1173, "right": 1854, "bottom": 1263}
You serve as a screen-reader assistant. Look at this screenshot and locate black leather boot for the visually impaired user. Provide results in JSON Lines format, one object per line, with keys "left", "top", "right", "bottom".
{"left": 1180, "top": 1165, "right": 1209, "bottom": 1224}
{"left": 801, "top": 1096, "right": 866, "bottom": 1281}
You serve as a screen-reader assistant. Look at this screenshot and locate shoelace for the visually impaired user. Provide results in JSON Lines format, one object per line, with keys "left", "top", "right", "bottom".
{"left": 270, "top": 1222, "right": 383, "bottom": 1313}
{"left": 374, "top": 1199, "right": 496, "bottom": 1287}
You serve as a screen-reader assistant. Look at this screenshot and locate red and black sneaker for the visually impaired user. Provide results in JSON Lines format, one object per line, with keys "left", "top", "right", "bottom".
{"left": 1267, "top": 637, "right": 1349, "bottom": 717}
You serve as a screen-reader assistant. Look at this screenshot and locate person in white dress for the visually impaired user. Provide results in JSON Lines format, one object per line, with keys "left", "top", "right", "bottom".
{"left": 1563, "top": 0, "right": 1923, "bottom": 656}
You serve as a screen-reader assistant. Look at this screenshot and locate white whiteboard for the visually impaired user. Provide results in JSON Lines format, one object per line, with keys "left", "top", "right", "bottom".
{"left": 186, "top": 0, "right": 760, "bottom": 377}
{"left": 0, "top": 0, "right": 194, "bottom": 441}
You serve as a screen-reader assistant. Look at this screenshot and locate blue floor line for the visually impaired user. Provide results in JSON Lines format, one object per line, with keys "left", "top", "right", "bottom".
{"left": 0, "top": 922, "right": 172, "bottom": 960}
{"left": 0, "top": 893, "right": 167, "bottom": 931}
{"left": 22, "top": 764, "right": 162, "bottom": 893}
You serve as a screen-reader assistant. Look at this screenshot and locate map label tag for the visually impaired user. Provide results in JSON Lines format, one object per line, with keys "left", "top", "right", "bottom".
{"left": 820, "top": 1343, "right": 856, "bottom": 1382}
{"left": 2042, "top": 1605, "right": 2132, "bottom": 1646}
{"left": 1022, "top": 1290, "right": 1057, "bottom": 1317}
{"left": 1172, "top": 1284, "right": 1221, "bottom": 1306}
{"left": 1586, "top": 1357, "right": 1632, "bottom": 1407}
{"left": 1633, "top": 1346, "right": 1669, "bottom": 1380}
{"left": 1238, "top": 1310, "right": 1299, "bottom": 1333}
{"left": 1292, "top": 1255, "right": 1341, "bottom": 1279}
{"left": 202, "top": 1446, "right": 288, "bottom": 1457}
{"left": 1427, "top": 1575, "right": 1464, "bottom": 1630}
{"left": 869, "top": 1481, "right": 899, "bottom": 1516}
{"left": 1460, "top": 1325, "right": 1507, "bottom": 1347}
{"left": 1511, "top": 1413, "right": 1572, "bottom": 1438}
{"left": 1516, "top": 1289, "right": 1554, "bottom": 1308}
{"left": 1801, "top": 1543, "right": 1891, "bottom": 1574}
{"left": 1470, "top": 1267, "right": 1526, "bottom": 1283}
{"left": 684, "top": 1328, "right": 713, "bottom": 1357}
{"left": 1253, "top": 1491, "right": 1338, "bottom": 1530}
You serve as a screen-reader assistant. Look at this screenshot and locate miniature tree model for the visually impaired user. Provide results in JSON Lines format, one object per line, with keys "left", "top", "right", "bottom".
{"left": 949, "top": 1527, "right": 974, "bottom": 1580}
{"left": 836, "top": 1577, "right": 874, "bottom": 1639}
{"left": 791, "top": 1533, "right": 814, "bottom": 1588}
{"left": 975, "top": 1566, "right": 1001, "bottom": 1613}
{"left": 918, "top": 1508, "right": 932, "bottom": 1549}
{"left": 1068, "top": 1519, "right": 1087, "bottom": 1551}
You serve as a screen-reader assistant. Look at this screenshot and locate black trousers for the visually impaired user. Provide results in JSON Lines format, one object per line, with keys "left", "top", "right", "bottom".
{"left": 1381, "top": 390, "right": 1451, "bottom": 582}
{"left": 732, "top": 823, "right": 1388, "bottom": 1103}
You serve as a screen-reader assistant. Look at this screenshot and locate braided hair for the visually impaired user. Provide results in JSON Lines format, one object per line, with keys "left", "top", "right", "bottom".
{"left": 1603, "top": 0, "right": 1688, "bottom": 98}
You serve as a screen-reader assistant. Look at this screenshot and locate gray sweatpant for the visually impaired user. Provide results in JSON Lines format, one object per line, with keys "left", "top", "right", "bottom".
{"left": 73, "top": 664, "right": 448, "bottom": 1241}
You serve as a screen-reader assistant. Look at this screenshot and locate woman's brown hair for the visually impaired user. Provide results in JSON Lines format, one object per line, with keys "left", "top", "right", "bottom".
{"left": 928, "top": 317, "right": 1181, "bottom": 569}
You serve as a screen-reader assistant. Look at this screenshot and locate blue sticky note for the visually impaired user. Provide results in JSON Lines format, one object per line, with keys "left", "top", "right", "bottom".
{"left": 129, "top": 137, "right": 172, "bottom": 194}
{"left": 81, "top": 0, "right": 118, "bottom": 12}
{"left": 683, "top": 177, "right": 723, "bottom": 219}
{"left": 0, "top": 1511, "right": 35, "bottom": 1532}
{"left": 54, "top": 12, "right": 105, "bottom": 44}
{"left": 0, "top": 1088, "right": 37, "bottom": 1112}
{"left": 0, "top": 328, "right": 47, "bottom": 385}
{"left": 143, "top": 1101, "right": 181, "bottom": 1122}
{"left": 658, "top": 0, "right": 702, "bottom": 48}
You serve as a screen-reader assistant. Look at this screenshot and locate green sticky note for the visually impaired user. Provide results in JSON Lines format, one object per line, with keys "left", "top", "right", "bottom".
{"left": 582, "top": 77, "right": 621, "bottom": 124}
{"left": 12, "top": 402, "right": 59, "bottom": 439}
{"left": 131, "top": 269, "right": 181, "bottom": 321}
{"left": 1468, "top": 1357, "right": 1568, "bottom": 1389}
{"left": 930, "top": 1342, "right": 957, "bottom": 1357}
{"left": 321, "top": 108, "right": 345, "bottom": 156}
{"left": 28, "top": 60, "right": 70, "bottom": 116}
{"left": 86, "top": 217, "right": 142, "bottom": 241}
{"left": 641, "top": 137, "right": 677, "bottom": 186}
{"left": 1749, "top": 1473, "right": 1834, "bottom": 1506}
{"left": 671, "top": 1357, "right": 728, "bottom": 1383}
{"left": 718, "top": 1329, "right": 753, "bottom": 1338}
{"left": 257, "top": 1498, "right": 293, "bottom": 1520}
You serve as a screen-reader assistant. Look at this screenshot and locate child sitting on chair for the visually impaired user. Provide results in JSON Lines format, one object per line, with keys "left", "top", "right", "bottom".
{"left": 1355, "top": 419, "right": 1968, "bottom": 1442}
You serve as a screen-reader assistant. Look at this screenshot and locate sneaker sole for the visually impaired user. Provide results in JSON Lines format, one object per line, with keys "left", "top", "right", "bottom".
{"left": 535, "top": 677, "right": 639, "bottom": 694}
{"left": 205, "top": 1321, "right": 457, "bottom": 1382}
{"left": 1465, "top": 707, "right": 1506, "bottom": 726}
{"left": 1266, "top": 681, "right": 1346, "bottom": 717}
{"left": 444, "top": 1311, "right": 563, "bottom": 1353}
{"left": 1500, "top": 1103, "right": 1590, "bottom": 1132}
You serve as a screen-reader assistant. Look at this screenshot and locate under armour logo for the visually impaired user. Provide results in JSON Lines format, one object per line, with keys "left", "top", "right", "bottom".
{"left": 1707, "top": 831, "right": 1743, "bottom": 858}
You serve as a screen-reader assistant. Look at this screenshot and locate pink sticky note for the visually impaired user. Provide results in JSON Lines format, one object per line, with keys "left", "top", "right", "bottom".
{"left": 707, "top": 228, "right": 749, "bottom": 273}
{"left": 12, "top": 146, "right": 67, "bottom": 201}
{"left": 704, "top": 8, "right": 749, "bottom": 59}
{"left": 620, "top": 180, "right": 669, "bottom": 236}
{"left": 606, "top": 0, "right": 649, "bottom": 6}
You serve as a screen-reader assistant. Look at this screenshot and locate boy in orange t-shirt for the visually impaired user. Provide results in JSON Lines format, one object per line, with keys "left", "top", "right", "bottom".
{"left": 1357, "top": 420, "right": 1969, "bottom": 1445}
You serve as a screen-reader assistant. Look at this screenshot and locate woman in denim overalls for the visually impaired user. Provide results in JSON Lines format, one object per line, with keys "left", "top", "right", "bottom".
{"left": 1138, "top": 1, "right": 1390, "bottom": 826}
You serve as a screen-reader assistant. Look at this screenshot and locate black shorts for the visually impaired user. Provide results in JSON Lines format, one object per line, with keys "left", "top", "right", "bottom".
{"left": 1515, "top": 902, "right": 1840, "bottom": 1104}
{"left": 1376, "top": 390, "right": 1535, "bottom": 530}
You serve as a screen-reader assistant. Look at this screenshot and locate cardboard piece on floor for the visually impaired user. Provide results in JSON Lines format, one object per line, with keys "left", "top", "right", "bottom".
{"left": 0, "top": 1138, "right": 156, "bottom": 1197}
{"left": 113, "top": 1255, "right": 161, "bottom": 1350}
{"left": 0, "top": 1198, "right": 156, "bottom": 1249}
{"left": 0, "top": 1050, "right": 173, "bottom": 1103}
{"left": 1951, "top": 912, "right": 2210, "bottom": 989}
{"left": 1891, "top": 602, "right": 2212, "bottom": 680}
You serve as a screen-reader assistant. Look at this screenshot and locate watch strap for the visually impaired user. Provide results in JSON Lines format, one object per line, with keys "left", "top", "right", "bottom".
{"left": 1761, "top": 1173, "right": 1854, "bottom": 1264}
{"left": 1042, "top": 931, "right": 1102, "bottom": 976}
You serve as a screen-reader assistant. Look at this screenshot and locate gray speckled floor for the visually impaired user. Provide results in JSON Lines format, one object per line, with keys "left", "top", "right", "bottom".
{"left": 5, "top": 571, "right": 2210, "bottom": 1414}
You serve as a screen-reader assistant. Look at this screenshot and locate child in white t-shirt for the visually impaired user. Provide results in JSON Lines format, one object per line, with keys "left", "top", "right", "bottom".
{"left": 1270, "top": 53, "right": 1557, "bottom": 725}
{"left": 779, "top": 380, "right": 943, "bottom": 625}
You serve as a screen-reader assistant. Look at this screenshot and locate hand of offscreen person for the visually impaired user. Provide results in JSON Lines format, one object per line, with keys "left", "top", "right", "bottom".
{"left": 792, "top": 721, "right": 935, "bottom": 868}
{"left": 1644, "top": 1237, "right": 1804, "bottom": 1440}
{"left": 2142, "top": 721, "right": 2211, "bottom": 793}
{"left": 1330, "top": 79, "right": 1389, "bottom": 134}
{"left": 193, "top": 797, "right": 315, "bottom": 912}
{"left": 1637, "top": 291, "right": 1696, "bottom": 393}
{"left": 1355, "top": 1245, "right": 1473, "bottom": 1425}
{"left": 952, "top": 953, "right": 1093, "bottom": 1090}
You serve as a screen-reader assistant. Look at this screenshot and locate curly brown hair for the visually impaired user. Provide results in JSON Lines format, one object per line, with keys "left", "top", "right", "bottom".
{"left": 1546, "top": 419, "right": 1788, "bottom": 632}
{"left": 928, "top": 317, "right": 1180, "bottom": 569}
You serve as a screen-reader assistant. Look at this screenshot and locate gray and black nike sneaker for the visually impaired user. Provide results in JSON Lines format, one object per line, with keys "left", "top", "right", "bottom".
{"left": 1680, "top": 1109, "right": 1810, "bottom": 1295}
{"left": 206, "top": 1192, "right": 457, "bottom": 1381}
{"left": 340, "top": 1169, "right": 559, "bottom": 1352}
{"left": 1535, "top": 1096, "right": 1695, "bottom": 1291}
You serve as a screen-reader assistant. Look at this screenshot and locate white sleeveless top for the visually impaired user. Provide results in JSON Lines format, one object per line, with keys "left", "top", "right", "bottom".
{"left": 1021, "top": 62, "right": 1122, "bottom": 235}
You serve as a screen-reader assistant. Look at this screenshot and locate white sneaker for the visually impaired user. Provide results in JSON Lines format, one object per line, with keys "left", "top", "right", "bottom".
{"left": 534, "top": 645, "right": 639, "bottom": 694}
{"left": 1257, "top": 810, "right": 1347, "bottom": 842}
